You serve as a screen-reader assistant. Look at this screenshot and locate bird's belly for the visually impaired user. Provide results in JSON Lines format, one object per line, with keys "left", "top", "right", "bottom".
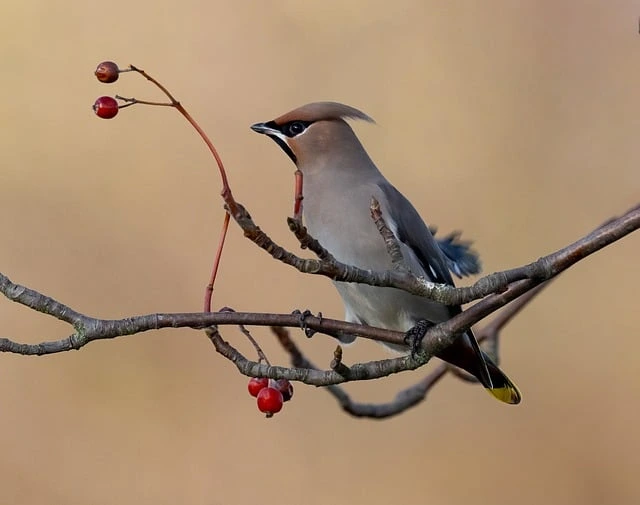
{"left": 334, "top": 281, "right": 450, "bottom": 332}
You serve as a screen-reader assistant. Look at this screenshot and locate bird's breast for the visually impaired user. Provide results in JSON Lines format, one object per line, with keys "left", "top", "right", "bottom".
{"left": 302, "top": 183, "right": 390, "bottom": 270}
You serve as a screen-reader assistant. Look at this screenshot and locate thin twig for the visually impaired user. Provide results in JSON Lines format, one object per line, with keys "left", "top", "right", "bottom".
{"left": 370, "top": 197, "right": 407, "bottom": 269}
{"left": 238, "top": 324, "right": 270, "bottom": 365}
{"left": 330, "top": 345, "right": 351, "bottom": 377}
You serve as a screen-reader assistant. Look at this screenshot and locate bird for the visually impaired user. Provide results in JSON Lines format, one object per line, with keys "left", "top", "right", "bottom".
{"left": 251, "top": 102, "right": 520, "bottom": 404}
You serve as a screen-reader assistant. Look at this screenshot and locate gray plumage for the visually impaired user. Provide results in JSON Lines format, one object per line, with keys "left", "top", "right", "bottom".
{"left": 251, "top": 102, "right": 521, "bottom": 404}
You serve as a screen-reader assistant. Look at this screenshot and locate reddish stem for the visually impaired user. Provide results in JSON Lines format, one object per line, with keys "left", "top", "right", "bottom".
{"left": 174, "top": 103, "right": 231, "bottom": 195}
{"left": 123, "top": 65, "right": 236, "bottom": 309}
{"left": 125, "top": 65, "right": 232, "bottom": 197}
{"left": 293, "top": 170, "right": 304, "bottom": 221}
{"left": 204, "top": 211, "right": 231, "bottom": 312}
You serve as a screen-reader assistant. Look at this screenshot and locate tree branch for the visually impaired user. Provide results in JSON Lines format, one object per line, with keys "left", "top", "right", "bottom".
{"left": 0, "top": 201, "right": 637, "bottom": 416}
{"left": 226, "top": 198, "right": 639, "bottom": 306}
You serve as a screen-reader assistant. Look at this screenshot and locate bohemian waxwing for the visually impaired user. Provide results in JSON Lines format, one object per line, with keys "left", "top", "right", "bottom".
{"left": 251, "top": 102, "right": 520, "bottom": 404}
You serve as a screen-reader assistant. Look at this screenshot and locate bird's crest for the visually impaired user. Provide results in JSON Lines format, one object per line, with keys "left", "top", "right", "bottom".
{"left": 273, "top": 102, "right": 374, "bottom": 125}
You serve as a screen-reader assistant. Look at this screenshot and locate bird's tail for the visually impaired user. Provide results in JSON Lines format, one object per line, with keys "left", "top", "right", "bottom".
{"left": 482, "top": 356, "right": 521, "bottom": 404}
{"left": 437, "top": 331, "right": 521, "bottom": 405}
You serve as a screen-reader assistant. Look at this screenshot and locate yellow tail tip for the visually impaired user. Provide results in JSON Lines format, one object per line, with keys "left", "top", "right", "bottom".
{"left": 487, "top": 385, "right": 522, "bottom": 405}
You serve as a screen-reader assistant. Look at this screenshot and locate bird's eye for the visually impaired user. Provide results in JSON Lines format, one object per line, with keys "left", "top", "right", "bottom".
{"left": 284, "top": 121, "right": 307, "bottom": 137}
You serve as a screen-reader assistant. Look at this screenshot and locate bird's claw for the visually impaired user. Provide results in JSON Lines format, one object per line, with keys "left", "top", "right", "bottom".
{"left": 292, "top": 309, "right": 322, "bottom": 337}
{"left": 404, "top": 319, "right": 432, "bottom": 358}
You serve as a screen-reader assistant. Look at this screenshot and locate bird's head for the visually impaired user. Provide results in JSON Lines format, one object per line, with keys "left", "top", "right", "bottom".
{"left": 251, "top": 101, "right": 374, "bottom": 169}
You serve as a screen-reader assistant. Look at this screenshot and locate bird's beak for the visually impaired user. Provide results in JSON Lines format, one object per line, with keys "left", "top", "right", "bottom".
{"left": 250, "top": 121, "right": 297, "bottom": 165}
{"left": 250, "top": 122, "right": 273, "bottom": 135}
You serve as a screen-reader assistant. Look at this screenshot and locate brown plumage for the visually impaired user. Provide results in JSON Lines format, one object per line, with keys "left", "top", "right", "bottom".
{"left": 271, "top": 101, "right": 374, "bottom": 125}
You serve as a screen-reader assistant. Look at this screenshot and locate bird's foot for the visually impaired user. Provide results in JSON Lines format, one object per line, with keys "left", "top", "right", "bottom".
{"left": 291, "top": 309, "right": 322, "bottom": 337}
{"left": 403, "top": 319, "right": 432, "bottom": 358}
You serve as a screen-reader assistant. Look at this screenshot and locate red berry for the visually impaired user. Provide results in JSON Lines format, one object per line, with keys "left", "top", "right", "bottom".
{"left": 93, "top": 96, "right": 119, "bottom": 119}
{"left": 272, "top": 379, "right": 294, "bottom": 402}
{"left": 247, "top": 377, "right": 268, "bottom": 397}
{"left": 257, "top": 387, "right": 283, "bottom": 416}
{"left": 94, "top": 61, "right": 120, "bottom": 83}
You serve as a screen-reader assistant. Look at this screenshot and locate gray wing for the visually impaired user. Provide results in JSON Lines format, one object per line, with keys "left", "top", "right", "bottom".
{"left": 379, "top": 183, "right": 457, "bottom": 287}
{"left": 380, "top": 181, "right": 492, "bottom": 387}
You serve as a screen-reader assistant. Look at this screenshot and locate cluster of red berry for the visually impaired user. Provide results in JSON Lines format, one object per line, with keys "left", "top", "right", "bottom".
{"left": 248, "top": 378, "right": 294, "bottom": 417}
{"left": 93, "top": 61, "right": 120, "bottom": 119}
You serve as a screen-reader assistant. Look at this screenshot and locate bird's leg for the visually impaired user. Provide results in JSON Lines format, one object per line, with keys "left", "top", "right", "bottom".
{"left": 291, "top": 309, "right": 322, "bottom": 338}
{"left": 404, "top": 319, "right": 433, "bottom": 358}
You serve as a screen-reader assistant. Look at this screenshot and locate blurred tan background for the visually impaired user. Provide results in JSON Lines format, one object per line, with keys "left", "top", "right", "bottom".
{"left": 1, "top": 1, "right": 639, "bottom": 504}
